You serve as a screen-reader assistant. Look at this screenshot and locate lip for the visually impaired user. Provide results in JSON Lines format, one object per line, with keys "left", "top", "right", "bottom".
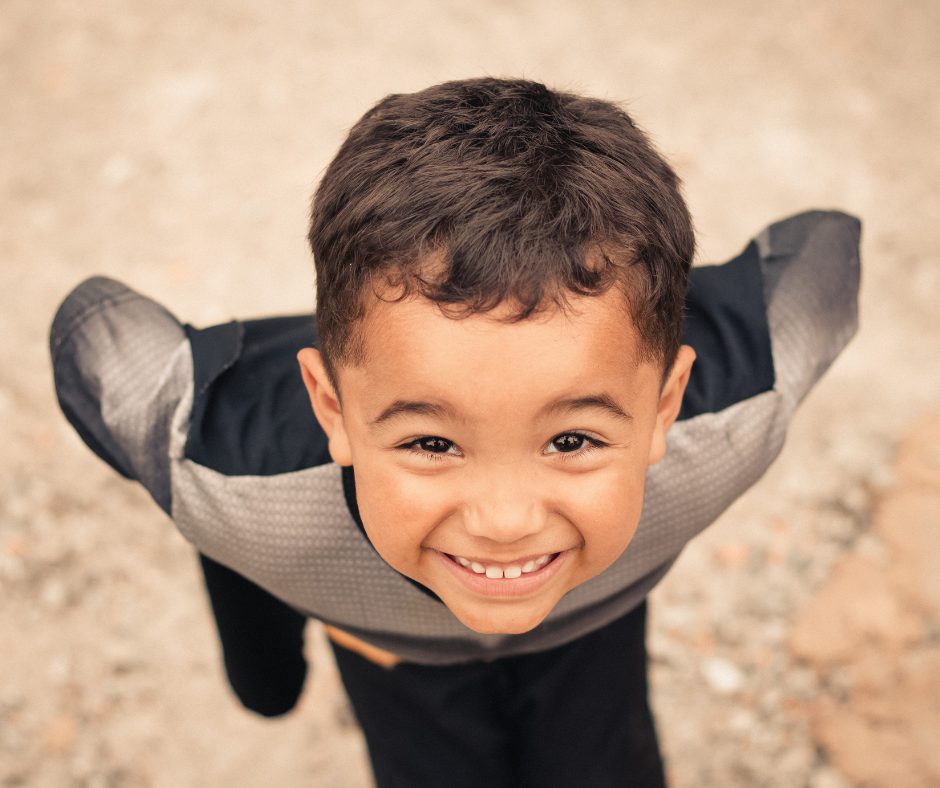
{"left": 434, "top": 549, "right": 570, "bottom": 598}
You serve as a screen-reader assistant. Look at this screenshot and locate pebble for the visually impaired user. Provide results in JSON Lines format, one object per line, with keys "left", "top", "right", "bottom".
{"left": 0, "top": 553, "right": 25, "bottom": 582}
{"left": 41, "top": 578, "right": 68, "bottom": 608}
{"left": 809, "top": 766, "right": 851, "bottom": 788}
{"left": 41, "top": 715, "right": 77, "bottom": 754}
{"left": 1, "top": 724, "right": 26, "bottom": 753}
{"left": 701, "top": 657, "right": 744, "bottom": 694}
{"left": 47, "top": 654, "right": 71, "bottom": 684}
{"left": 714, "top": 541, "right": 749, "bottom": 568}
{"left": 0, "top": 688, "right": 25, "bottom": 711}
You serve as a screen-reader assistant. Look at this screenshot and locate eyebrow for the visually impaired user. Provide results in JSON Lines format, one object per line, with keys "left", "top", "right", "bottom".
{"left": 369, "top": 394, "right": 633, "bottom": 428}
{"left": 539, "top": 394, "right": 634, "bottom": 424}
{"left": 369, "top": 399, "right": 460, "bottom": 427}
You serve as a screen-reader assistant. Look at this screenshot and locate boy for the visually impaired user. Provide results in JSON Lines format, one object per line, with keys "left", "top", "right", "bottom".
{"left": 51, "top": 78, "right": 860, "bottom": 787}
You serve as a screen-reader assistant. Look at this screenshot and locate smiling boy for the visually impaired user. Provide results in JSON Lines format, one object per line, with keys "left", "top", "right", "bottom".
{"left": 51, "top": 78, "right": 860, "bottom": 787}
{"left": 299, "top": 285, "right": 694, "bottom": 637}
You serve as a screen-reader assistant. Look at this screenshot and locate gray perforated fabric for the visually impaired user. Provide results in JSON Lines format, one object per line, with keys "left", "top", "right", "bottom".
{"left": 51, "top": 211, "right": 860, "bottom": 664}
{"left": 51, "top": 278, "right": 188, "bottom": 513}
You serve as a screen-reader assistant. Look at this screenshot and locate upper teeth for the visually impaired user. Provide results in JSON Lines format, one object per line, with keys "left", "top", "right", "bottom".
{"left": 454, "top": 554, "right": 551, "bottom": 578}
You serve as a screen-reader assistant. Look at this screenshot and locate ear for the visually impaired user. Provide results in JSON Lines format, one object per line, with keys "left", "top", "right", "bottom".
{"left": 297, "top": 348, "right": 353, "bottom": 466}
{"left": 647, "top": 344, "right": 696, "bottom": 466}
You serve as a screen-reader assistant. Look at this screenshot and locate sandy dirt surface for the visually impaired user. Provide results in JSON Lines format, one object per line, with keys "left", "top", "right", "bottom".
{"left": 1, "top": 1, "right": 939, "bottom": 785}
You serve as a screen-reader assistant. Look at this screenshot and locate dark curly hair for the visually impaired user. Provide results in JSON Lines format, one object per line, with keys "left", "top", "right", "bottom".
{"left": 309, "top": 77, "right": 694, "bottom": 388}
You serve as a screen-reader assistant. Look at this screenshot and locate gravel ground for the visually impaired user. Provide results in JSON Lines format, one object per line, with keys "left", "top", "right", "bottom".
{"left": 2, "top": 1, "right": 939, "bottom": 785}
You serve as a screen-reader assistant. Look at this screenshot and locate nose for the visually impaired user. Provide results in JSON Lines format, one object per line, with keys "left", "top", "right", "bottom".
{"left": 461, "top": 467, "right": 547, "bottom": 544}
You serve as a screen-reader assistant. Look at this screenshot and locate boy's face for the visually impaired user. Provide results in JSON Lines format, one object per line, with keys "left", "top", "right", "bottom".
{"left": 299, "top": 288, "right": 694, "bottom": 635}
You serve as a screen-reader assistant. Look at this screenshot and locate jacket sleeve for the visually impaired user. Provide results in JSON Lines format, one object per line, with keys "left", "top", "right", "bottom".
{"left": 50, "top": 277, "right": 192, "bottom": 514}
{"left": 756, "top": 209, "right": 861, "bottom": 414}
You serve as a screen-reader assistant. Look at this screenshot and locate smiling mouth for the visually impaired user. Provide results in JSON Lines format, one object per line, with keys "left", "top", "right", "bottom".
{"left": 435, "top": 549, "right": 569, "bottom": 598}
{"left": 446, "top": 552, "right": 556, "bottom": 579}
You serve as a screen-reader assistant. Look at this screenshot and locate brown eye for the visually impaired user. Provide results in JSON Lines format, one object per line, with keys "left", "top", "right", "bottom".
{"left": 418, "top": 437, "right": 453, "bottom": 453}
{"left": 551, "top": 434, "right": 586, "bottom": 453}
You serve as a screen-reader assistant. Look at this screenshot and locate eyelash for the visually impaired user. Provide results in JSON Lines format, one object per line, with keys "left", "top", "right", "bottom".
{"left": 397, "top": 437, "right": 458, "bottom": 463}
{"left": 547, "top": 432, "right": 609, "bottom": 461}
{"left": 396, "top": 432, "right": 609, "bottom": 462}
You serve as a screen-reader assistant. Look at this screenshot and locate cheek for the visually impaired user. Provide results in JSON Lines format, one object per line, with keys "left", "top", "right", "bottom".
{"left": 567, "top": 460, "right": 648, "bottom": 567}
{"left": 353, "top": 461, "right": 449, "bottom": 565}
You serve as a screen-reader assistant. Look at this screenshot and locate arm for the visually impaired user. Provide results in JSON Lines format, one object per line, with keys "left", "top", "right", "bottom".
{"left": 756, "top": 209, "right": 861, "bottom": 412}
{"left": 50, "top": 278, "right": 309, "bottom": 715}
{"left": 49, "top": 276, "right": 190, "bottom": 514}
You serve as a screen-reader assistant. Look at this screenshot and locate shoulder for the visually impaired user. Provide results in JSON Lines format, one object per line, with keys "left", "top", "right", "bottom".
{"left": 183, "top": 314, "right": 332, "bottom": 476}
{"left": 51, "top": 277, "right": 332, "bottom": 498}
{"left": 631, "top": 211, "right": 860, "bottom": 565}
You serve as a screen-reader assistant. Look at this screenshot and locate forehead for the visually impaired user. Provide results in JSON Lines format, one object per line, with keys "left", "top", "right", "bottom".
{"left": 337, "top": 290, "right": 657, "bottom": 418}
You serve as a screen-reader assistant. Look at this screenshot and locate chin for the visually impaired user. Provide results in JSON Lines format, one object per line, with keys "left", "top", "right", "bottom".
{"left": 446, "top": 597, "right": 556, "bottom": 635}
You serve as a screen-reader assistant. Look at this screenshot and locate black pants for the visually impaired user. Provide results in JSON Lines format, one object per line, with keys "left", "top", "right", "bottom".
{"left": 200, "top": 554, "right": 665, "bottom": 788}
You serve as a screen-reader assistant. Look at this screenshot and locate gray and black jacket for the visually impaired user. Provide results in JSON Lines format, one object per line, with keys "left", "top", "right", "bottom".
{"left": 50, "top": 210, "right": 860, "bottom": 665}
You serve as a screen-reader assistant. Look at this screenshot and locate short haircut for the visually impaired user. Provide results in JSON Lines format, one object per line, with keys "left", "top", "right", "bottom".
{"left": 309, "top": 77, "right": 694, "bottom": 388}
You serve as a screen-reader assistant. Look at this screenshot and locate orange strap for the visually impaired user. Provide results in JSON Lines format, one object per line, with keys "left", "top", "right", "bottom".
{"left": 324, "top": 625, "right": 402, "bottom": 668}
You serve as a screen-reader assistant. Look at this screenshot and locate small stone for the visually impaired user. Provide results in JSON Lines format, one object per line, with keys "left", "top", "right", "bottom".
{"left": 760, "top": 687, "right": 783, "bottom": 713}
{"left": 41, "top": 715, "right": 77, "bottom": 754}
{"left": 762, "top": 619, "right": 787, "bottom": 643}
{"left": 101, "top": 154, "right": 135, "bottom": 187}
{"left": 0, "top": 688, "right": 25, "bottom": 711}
{"left": 658, "top": 604, "right": 693, "bottom": 628}
{"left": 870, "top": 464, "right": 897, "bottom": 490}
{"left": 70, "top": 742, "right": 96, "bottom": 778}
{"left": 648, "top": 631, "right": 684, "bottom": 665}
{"left": 876, "top": 489, "right": 940, "bottom": 615}
{"left": 714, "top": 541, "right": 749, "bottom": 568}
{"left": 766, "top": 545, "right": 786, "bottom": 565}
{"left": 816, "top": 511, "right": 855, "bottom": 543}
{"left": 47, "top": 654, "right": 71, "bottom": 684}
{"left": 894, "top": 411, "right": 940, "bottom": 487}
{"left": 6, "top": 535, "right": 28, "bottom": 557}
{"left": 785, "top": 667, "right": 818, "bottom": 699}
{"left": 809, "top": 766, "right": 851, "bottom": 788}
{"left": 694, "top": 630, "right": 715, "bottom": 654}
{"left": 701, "top": 656, "right": 743, "bottom": 694}
{"left": 854, "top": 534, "right": 888, "bottom": 563}
{"left": 729, "top": 708, "right": 756, "bottom": 731}
{"left": 716, "top": 619, "right": 745, "bottom": 645}
{"left": 1, "top": 725, "right": 26, "bottom": 753}
{"left": 754, "top": 646, "right": 773, "bottom": 668}
{"left": 0, "top": 554, "right": 25, "bottom": 582}
{"left": 41, "top": 578, "right": 68, "bottom": 608}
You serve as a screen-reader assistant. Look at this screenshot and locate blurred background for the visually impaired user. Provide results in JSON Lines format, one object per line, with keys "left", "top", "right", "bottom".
{"left": 1, "top": 1, "right": 939, "bottom": 785}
